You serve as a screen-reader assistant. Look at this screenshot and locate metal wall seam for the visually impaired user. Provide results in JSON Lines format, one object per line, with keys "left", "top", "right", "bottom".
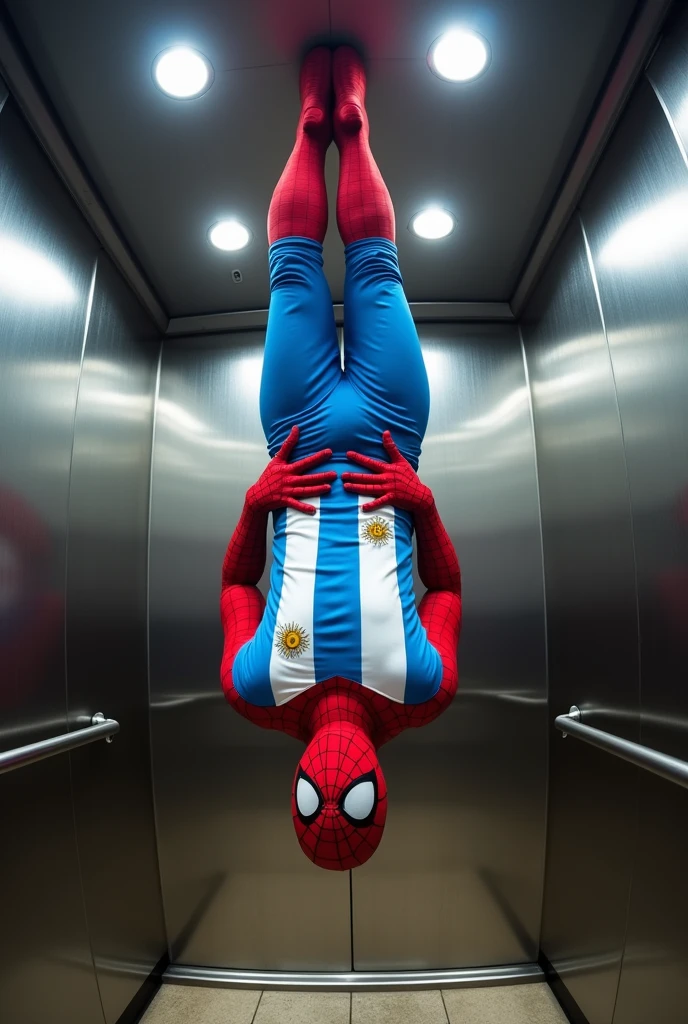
{"left": 145, "top": 340, "right": 172, "bottom": 962}
{"left": 646, "top": 72, "right": 688, "bottom": 170}
{"left": 63, "top": 256, "right": 107, "bottom": 1024}
{"left": 518, "top": 322, "right": 551, "bottom": 956}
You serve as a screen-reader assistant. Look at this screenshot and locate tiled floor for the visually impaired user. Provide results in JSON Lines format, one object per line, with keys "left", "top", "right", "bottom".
{"left": 142, "top": 983, "right": 568, "bottom": 1023}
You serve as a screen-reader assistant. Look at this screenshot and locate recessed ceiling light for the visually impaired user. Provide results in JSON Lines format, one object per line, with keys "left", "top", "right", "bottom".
{"left": 428, "top": 29, "right": 491, "bottom": 82}
{"left": 153, "top": 46, "right": 214, "bottom": 98}
{"left": 410, "top": 208, "right": 455, "bottom": 240}
{"left": 209, "top": 220, "right": 251, "bottom": 251}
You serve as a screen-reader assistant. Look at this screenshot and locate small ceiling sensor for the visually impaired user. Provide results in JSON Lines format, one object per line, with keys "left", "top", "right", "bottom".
{"left": 153, "top": 46, "right": 214, "bottom": 98}
{"left": 209, "top": 220, "right": 251, "bottom": 251}
{"left": 428, "top": 29, "right": 491, "bottom": 82}
{"left": 410, "top": 208, "right": 455, "bottom": 240}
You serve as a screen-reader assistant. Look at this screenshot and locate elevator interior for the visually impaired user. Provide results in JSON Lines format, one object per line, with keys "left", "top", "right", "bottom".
{"left": 1, "top": 1, "right": 688, "bottom": 1023}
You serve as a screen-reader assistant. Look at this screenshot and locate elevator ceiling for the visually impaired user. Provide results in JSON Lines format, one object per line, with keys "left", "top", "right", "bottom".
{"left": 5, "top": 0, "right": 640, "bottom": 317}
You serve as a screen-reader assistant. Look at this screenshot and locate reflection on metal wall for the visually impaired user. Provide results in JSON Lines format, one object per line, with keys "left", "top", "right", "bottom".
{"left": 66, "top": 253, "right": 165, "bottom": 1023}
{"left": 0, "top": 99, "right": 104, "bottom": 1024}
{"left": 149, "top": 334, "right": 352, "bottom": 970}
{"left": 522, "top": 8, "right": 688, "bottom": 1021}
{"left": 521, "top": 220, "right": 639, "bottom": 1024}
{"left": 352, "top": 324, "right": 547, "bottom": 969}
{"left": 149, "top": 324, "right": 548, "bottom": 971}
{"left": 0, "top": 95, "right": 165, "bottom": 1022}
{"left": 581, "top": 41, "right": 688, "bottom": 1024}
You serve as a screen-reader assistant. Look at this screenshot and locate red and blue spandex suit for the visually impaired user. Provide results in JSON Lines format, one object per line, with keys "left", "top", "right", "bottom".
{"left": 220, "top": 47, "right": 461, "bottom": 871}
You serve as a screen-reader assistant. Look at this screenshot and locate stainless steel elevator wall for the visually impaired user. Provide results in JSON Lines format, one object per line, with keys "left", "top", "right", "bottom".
{"left": 0, "top": 97, "right": 105, "bottom": 1024}
{"left": 582, "top": 28, "right": 688, "bottom": 1024}
{"left": 351, "top": 324, "right": 547, "bottom": 969}
{"left": 148, "top": 323, "right": 548, "bottom": 971}
{"left": 0, "top": 96, "right": 165, "bottom": 1023}
{"left": 148, "top": 334, "right": 352, "bottom": 970}
{"left": 521, "top": 221, "right": 640, "bottom": 1024}
{"left": 65, "top": 252, "right": 166, "bottom": 1023}
{"left": 522, "top": 7, "right": 688, "bottom": 1022}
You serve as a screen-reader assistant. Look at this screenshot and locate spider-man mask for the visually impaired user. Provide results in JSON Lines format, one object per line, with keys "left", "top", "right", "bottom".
{"left": 292, "top": 722, "right": 387, "bottom": 870}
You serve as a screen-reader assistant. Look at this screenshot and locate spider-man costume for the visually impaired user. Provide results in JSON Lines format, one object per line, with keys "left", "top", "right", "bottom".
{"left": 0, "top": 488, "right": 62, "bottom": 708}
{"left": 221, "top": 47, "right": 461, "bottom": 870}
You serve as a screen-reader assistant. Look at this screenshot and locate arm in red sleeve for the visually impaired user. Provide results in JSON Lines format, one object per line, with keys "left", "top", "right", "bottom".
{"left": 413, "top": 499, "right": 461, "bottom": 596}
{"left": 220, "top": 426, "right": 335, "bottom": 703}
{"left": 415, "top": 498, "right": 462, "bottom": 709}
{"left": 220, "top": 500, "right": 270, "bottom": 702}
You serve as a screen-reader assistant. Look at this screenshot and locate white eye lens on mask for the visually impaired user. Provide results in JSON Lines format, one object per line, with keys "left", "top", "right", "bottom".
{"left": 295, "top": 773, "right": 322, "bottom": 823}
{"left": 342, "top": 778, "right": 376, "bottom": 821}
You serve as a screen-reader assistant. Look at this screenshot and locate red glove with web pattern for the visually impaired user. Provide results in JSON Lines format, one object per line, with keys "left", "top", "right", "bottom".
{"left": 222, "top": 425, "right": 336, "bottom": 589}
{"left": 246, "top": 424, "right": 336, "bottom": 518}
{"left": 221, "top": 426, "right": 336, "bottom": 705}
{"left": 342, "top": 429, "right": 461, "bottom": 595}
{"left": 343, "top": 430, "right": 462, "bottom": 744}
{"left": 342, "top": 430, "right": 433, "bottom": 513}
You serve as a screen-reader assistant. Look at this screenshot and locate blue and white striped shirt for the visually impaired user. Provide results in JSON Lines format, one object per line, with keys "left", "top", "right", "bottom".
{"left": 233, "top": 478, "right": 442, "bottom": 706}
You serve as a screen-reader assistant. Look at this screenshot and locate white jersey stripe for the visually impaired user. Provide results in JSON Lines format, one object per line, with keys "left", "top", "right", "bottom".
{"left": 269, "top": 497, "right": 320, "bottom": 704}
{"left": 358, "top": 499, "right": 407, "bottom": 702}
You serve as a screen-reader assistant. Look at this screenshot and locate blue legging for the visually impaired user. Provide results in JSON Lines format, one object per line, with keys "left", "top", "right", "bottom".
{"left": 260, "top": 236, "right": 429, "bottom": 470}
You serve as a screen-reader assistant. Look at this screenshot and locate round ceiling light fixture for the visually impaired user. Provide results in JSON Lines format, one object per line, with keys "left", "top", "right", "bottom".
{"left": 153, "top": 46, "right": 214, "bottom": 98}
{"left": 428, "top": 29, "right": 491, "bottom": 82}
{"left": 208, "top": 220, "right": 252, "bottom": 251}
{"left": 410, "top": 208, "right": 455, "bottom": 240}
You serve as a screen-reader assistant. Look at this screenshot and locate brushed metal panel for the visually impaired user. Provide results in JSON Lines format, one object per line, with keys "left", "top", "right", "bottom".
{"left": 0, "top": 100, "right": 104, "bottom": 1024}
{"left": 65, "top": 252, "right": 166, "bottom": 1023}
{"left": 647, "top": 3, "right": 688, "bottom": 159}
{"left": 149, "top": 334, "right": 352, "bottom": 970}
{"left": 521, "top": 218, "right": 640, "bottom": 1024}
{"left": 352, "top": 323, "right": 548, "bottom": 969}
{"left": 579, "top": 73, "right": 688, "bottom": 1024}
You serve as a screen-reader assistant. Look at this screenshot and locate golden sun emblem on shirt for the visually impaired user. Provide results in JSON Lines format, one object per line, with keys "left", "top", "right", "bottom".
{"left": 275, "top": 622, "right": 310, "bottom": 659}
{"left": 361, "top": 515, "right": 392, "bottom": 547}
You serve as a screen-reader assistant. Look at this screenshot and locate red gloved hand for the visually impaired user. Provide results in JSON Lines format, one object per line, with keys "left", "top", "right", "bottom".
{"left": 246, "top": 425, "right": 336, "bottom": 516}
{"left": 342, "top": 430, "right": 434, "bottom": 513}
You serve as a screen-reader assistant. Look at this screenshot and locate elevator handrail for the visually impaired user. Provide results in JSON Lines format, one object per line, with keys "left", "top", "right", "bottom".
{"left": 555, "top": 706, "right": 688, "bottom": 791}
{"left": 0, "top": 713, "right": 119, "bottom": 776}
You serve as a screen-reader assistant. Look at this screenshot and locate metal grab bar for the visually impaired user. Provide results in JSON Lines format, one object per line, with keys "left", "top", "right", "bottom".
{"left": 555, "top": 706, "right": 688, "bottom": 791}
{"left": 0, "top": 713, "right": 119, "bottom": 776}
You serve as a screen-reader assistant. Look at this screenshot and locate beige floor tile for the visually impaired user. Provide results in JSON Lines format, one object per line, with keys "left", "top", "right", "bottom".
{"left": 353, "top": 990, "right": 448, "bottom": 1023}
{"left": 253, "top": 991, "right": 350, "bottom": 1024}
{"left": 141, "top": 984, "right": 260, "bottom": 1024}
{"left": 442, "top": 983, "right": 567, "bottom": 1024}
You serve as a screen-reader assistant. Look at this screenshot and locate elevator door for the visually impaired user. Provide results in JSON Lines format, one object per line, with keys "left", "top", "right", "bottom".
{"left": 148, "top": 322, "right": 547, "bottom": 970}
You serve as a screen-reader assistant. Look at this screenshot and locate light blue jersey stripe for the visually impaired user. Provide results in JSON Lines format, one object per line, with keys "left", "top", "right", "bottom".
{"left": 234, "top": 493, "right": 441, "bottom": 706}
{"left": 232, "top": 507, "right": 289, "bottom": 706}
{"left": 313, "top": 475, "right": 362, "bottom": 684}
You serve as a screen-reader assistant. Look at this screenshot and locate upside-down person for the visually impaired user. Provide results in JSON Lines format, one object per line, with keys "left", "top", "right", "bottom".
{"left": 220, "top": 46, "right": 461, "bottom": 870}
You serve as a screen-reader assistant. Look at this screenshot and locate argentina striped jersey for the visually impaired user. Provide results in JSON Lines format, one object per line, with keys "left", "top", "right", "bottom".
{"left": 232, "top": 478, "right": 442, "bottom": 706}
